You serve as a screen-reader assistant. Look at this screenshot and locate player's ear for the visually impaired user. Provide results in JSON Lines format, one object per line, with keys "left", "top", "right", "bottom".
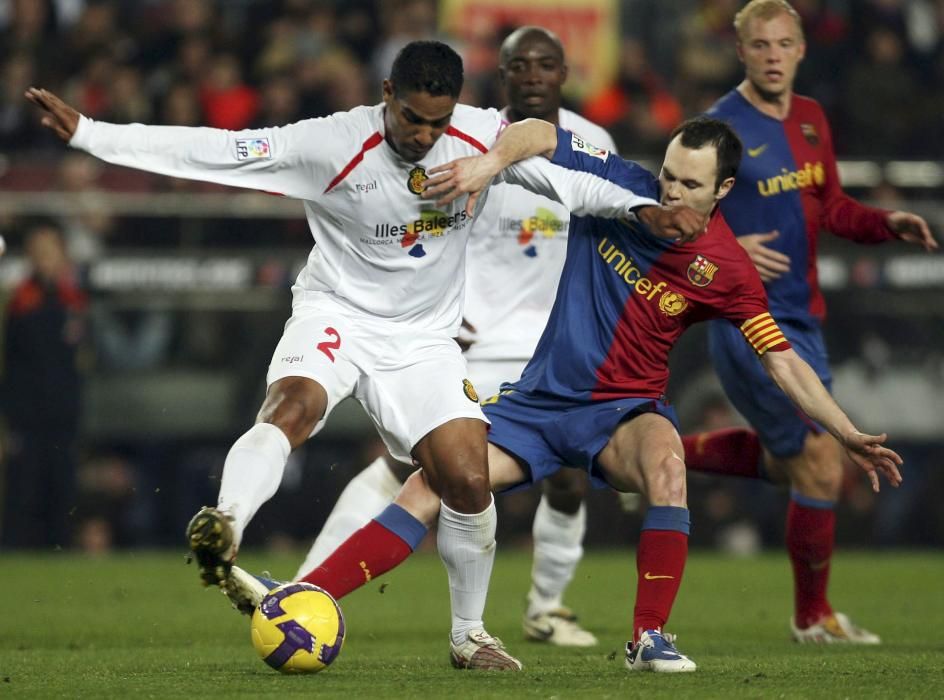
{"left": 382, "top": 79, "right": 394, "bottom": 104}
{"left": 560, "top": 61, "right": 569, "bottom": 83}
{"left": 715, "top": 176, "right": 736, "bottom": 201}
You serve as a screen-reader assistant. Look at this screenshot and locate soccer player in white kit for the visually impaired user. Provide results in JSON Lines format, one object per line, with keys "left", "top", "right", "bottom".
{"left": 26, "top": 41, "right": 673, "bottom": 670}
{"left": 294, "top": 27, "right": 613, "bottom": 648}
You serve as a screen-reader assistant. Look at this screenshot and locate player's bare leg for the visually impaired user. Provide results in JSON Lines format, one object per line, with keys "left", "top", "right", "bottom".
{"left": 597, "top": 412, "right": 696, "bottom": 673}
{"left": 187, "top": 377, "right": 326, "bottom": 586}
{"left": 412, "top": 418, "right": 522, "bottom": 670}
{"left": 523, "top": 469, "right": 598, "bottom": 647}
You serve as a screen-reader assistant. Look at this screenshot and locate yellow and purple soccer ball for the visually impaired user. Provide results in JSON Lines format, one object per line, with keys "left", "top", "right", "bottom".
{"left": 250, "top": 582, "right": 345, "bottom": 673}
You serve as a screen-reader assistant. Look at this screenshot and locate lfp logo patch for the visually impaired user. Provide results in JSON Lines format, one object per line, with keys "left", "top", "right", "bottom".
{"left": 236, "top": 138, "right": 272, "bottom": 161}
{"left": 570, "top": 134, "right": 608, "bottom": 161}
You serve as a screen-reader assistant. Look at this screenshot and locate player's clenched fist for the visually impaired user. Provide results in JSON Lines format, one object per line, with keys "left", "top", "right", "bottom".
{"left": 637, "top": 205, "right": 708, "bottom": 243}
{"left": 25, "top": 87, "right": 80, "bottom": 142}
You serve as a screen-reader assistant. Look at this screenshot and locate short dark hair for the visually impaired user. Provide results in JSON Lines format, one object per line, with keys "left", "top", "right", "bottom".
{"left": 389, "top": 41, "right": 464, "bottom": 99}
{"left": 669, "top": 116, "right": 743, "bottom": 190}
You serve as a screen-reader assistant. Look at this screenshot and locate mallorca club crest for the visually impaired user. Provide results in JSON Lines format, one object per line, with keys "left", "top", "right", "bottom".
{"left": 659, "top": 290, "right": 688, "bottom": 317}
{"left": 800, "top": 123, "right": 819, "bottom": 145}
{"left": 462, "top": 379, "right": 479, "bottom": 403}
{"left": 687, "top": 255, "right": 718, "bottom": 288}
{"left": 407, "top": 166, "right": 428, "bottom": 195}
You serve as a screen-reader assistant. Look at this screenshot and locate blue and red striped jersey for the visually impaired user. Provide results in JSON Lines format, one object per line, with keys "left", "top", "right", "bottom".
{"left": 708, "top": 90, "right": 894, "bottom": 322}
{"left": 513, "top": 127, "right": 789, "bottom": 402}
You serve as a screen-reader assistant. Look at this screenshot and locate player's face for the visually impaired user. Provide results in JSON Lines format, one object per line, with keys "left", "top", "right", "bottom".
{"left": 500, "top": 36, "right": 566, "bottom": 120}
{"left": 658, "top": 136, "right": 734, "bottom": 215}
{"left": 382, "top": 82, "right": 456, "bottom": 162}
{"left": 737, "top": 12, "right": 806, "bottom": 99}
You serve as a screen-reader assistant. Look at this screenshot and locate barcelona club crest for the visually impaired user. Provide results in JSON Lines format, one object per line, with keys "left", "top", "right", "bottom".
{"left": 687, "top": 255, "right": 718, "bottom": 287}
{"left": 407, "top": 166, "right": 428, "bottom": 195}
{"left": 462, "top": 379, "right": 479, "bottom": 403}
{"left": 800, "top": 123, "right": 819, "bottom": 145}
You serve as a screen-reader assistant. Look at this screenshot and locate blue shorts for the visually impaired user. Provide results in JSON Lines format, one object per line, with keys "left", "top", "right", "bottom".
{"left": 482, "top": 389, "right": 679, "bottom": 491}
{"left": 708, "top": 318, "right": 832, "bottom": 458}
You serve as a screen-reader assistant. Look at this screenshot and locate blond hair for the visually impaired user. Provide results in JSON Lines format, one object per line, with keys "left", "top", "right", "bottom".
{"left": 734, "top": 0, "right": 804, "bottom": 42}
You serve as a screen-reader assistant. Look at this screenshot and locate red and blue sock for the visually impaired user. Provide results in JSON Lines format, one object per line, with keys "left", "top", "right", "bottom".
{"left": 682, "top": 428, "right": 763, "bottom": 479}
{"left": 633, "top": 506, "right": 690, "bottom": 643}
{"left": 301, "top": 503, "right": 427, "bottom": 600}
{"left": 787, "top": 491, "right": 835, "bottom": 628}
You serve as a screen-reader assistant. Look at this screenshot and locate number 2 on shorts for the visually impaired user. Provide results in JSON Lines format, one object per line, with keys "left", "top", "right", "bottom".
{"left": 316, "top": 327, "right": 341, "bottom": 362}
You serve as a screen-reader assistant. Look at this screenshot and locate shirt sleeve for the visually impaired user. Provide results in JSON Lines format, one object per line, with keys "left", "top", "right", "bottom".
{"left": 549, "top": 125, "right": 660, "bottom": 198}
{"left": 817, "top": 112, "right": 895, "bottom": 244}
{"left": 501, "top": 155, "right": 658, "bottom": 220}
{"left": 69, "top": 115, "right": 341, "bottom": 200}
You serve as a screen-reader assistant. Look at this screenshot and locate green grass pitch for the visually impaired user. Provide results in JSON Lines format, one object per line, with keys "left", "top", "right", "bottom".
{"left": 1, "top": 550, "right": 941, "bottom": 698}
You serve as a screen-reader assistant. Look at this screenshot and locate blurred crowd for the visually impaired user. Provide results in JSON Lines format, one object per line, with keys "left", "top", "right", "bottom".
{"left": 1, "top": 0, "right": 943, "bottom": 162}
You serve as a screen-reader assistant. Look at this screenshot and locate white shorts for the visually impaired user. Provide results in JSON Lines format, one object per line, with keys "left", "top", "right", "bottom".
{"left": 466, "top": 358, "right": 530, "bottom": 402}
{"left": 266, "top": 297, "right": 486, "bottom": 462}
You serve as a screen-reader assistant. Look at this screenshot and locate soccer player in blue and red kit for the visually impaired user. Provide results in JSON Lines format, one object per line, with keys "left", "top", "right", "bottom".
{"left": 228, "top": 115, "right": 903, "bottom": 672}
{"left": 680, "top": 0, "right": 937, "bottom": 644}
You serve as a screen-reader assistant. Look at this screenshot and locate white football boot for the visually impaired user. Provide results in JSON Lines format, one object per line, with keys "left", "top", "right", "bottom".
{"left": 450, "top": 629, "right": 523, "bottom": 671}
{"left": 791, "top": 612, "right": 881, "bottom": 644}
{"left": 522, "top": 606, "right": 598, "bottom": 647}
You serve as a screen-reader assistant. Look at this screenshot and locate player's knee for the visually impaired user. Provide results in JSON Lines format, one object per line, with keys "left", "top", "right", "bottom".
{"left": 394, "top": 470, "right": 441, "bottom": 527}
{"left": 793, "top": 454, "right": 842, "bottom": 497}
{"left": 543, "top": 471, "right": 587, "bottom": 514}
{"left": 792, "top": 435, "right": 842, "bottom": 497}
{"left": 644, "top": 453, "right": 687, "bottom": 506}
{"left": 437, "top": 467, "right": 490, "bottom": 512}
{"left": 258, "top": 379, "right": 326, "bottom": 448}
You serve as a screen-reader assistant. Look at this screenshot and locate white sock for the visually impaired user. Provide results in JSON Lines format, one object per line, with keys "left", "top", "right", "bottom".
{"left": 438, "top": 496, "right": 497, "bottom": 646}
{"left": 526, "top": 496, "right": 586, "bottom": 618}
{"left": 294, "top": 456, "right": 403, "bottom": 579}
{"left": 217, "top": 423, "right": 291, "bottom": 549}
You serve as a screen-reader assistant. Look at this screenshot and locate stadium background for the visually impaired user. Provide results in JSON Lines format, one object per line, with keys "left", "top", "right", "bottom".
{"left": 0, "top": 0, "right": 941, "bottom": 555}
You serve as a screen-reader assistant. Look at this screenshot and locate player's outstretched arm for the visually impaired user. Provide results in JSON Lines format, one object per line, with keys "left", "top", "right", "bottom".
{"left": 424, "top": 118, "right": 557, "bottom": 210}
{"left": 759, "top": 348, "right": 903, "bottom": 492}
{"left": 25, "top": 87, "right": 324, "bottom": 200}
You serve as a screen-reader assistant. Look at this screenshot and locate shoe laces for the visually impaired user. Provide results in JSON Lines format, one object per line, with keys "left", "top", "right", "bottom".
{"left": 641, "top": 629, "right": 679, "bottom": 651}
{"left": 471, "top": 630, "right": 506, "bottom": 650}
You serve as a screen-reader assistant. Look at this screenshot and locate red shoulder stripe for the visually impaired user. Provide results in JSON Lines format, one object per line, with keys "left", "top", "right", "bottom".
{"left": 446, "top": 126, "right": 488, "bottom": 154}
{"left": 323, "top": 131, "right": 384, "bottom": 194}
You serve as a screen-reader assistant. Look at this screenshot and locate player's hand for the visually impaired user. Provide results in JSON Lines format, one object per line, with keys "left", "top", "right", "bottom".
{"left": 25, "top": 87, "right": 80, "bottom": 142}
{"left": 887, "top": 211, "right": 938, "bottom": 252}
{"left": 738, "top": 231, "right": 791, "bottom": 281}
{"left": 636, "top": 205, "right": 708, "bottom": 242}
{"left": 423, "top": 154, "right": 501, "bottom": 214}
{"left": 839, "top": 430, "right": 903, "bottom": 493}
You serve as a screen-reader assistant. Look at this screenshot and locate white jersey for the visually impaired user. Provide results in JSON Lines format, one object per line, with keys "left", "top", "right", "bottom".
{"left": 71, "top": 104, "right": 654, "bottom": 336}
{"left": 464, "top": 108, "right": 618, "bottom": 361}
